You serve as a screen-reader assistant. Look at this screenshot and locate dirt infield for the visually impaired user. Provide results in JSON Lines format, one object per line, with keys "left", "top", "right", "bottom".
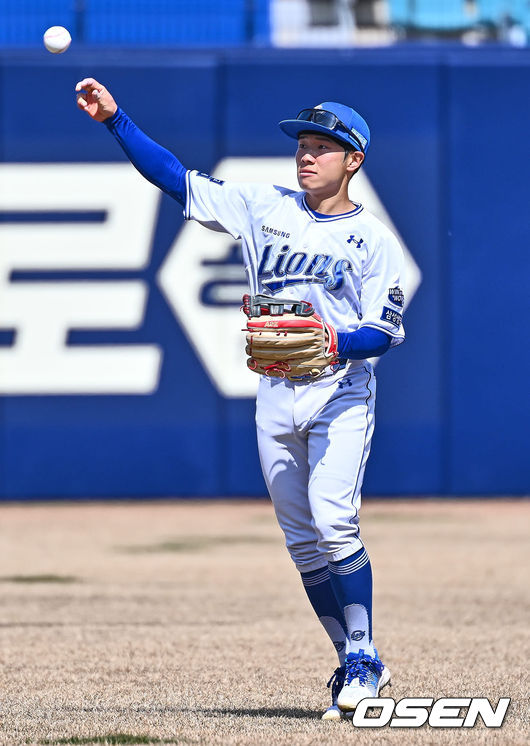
{"left": 1, "top": 499, "right": 529, "bottom": 746}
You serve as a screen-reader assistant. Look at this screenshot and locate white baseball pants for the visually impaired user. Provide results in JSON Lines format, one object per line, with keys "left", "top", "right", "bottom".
{"left": 256, "top": 362, "right": 376, "bottom": 573}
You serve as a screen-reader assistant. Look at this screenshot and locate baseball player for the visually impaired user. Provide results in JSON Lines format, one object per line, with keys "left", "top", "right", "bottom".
{"left": 76, "top": 78, "right": 405, "bottom": 720}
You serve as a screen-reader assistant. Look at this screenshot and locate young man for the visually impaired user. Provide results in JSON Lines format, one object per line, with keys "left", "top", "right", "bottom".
{"left": 76, "top": 79, "right": 405, "bottom": 719}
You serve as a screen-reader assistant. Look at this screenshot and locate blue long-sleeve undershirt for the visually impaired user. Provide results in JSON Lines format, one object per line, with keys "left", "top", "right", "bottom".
{"left": 103, "top": 110, "right": 393, "bottom": 360}
{"left": 337, "top": 328, "right": 391, "bottom": 359}
{"left": 104, "top": 107, "right": 187, "bottom": 204}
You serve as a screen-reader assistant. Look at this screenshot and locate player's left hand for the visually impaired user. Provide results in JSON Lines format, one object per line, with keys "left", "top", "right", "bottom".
{"left": 243, "top": 294, "right": 339, "bottom": 381}
{"left": 75, "top": 78, "right": 117, "bottom": 122}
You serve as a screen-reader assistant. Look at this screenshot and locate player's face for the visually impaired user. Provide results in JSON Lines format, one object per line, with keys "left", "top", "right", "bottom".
{"left": 296, "top": 133, "right": 360, "bottom": 195}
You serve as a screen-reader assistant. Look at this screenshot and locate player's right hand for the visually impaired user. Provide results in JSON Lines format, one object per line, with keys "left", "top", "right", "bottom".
{"left": 75, "top": 78, "right": 117, "bottom": 122}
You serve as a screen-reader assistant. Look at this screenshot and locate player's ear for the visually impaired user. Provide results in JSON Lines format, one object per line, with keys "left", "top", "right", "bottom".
{"left": 346, "top": 150, "right": 364, "bottom": 174}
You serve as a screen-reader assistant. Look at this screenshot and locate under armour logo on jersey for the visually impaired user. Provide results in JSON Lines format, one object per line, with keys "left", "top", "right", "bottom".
{"left": 347, "top": 234, "right": 364, "bottom": 248}
{"left": 338, "top": 377, "right": 353, "bottom": 389}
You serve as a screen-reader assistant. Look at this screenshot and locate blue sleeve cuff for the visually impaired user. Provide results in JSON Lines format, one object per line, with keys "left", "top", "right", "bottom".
{"left": 337, "top": 327, "right": 391, "bottom": 360}
{"left": 103, "top": 107, "right": 121, "bottom": 129}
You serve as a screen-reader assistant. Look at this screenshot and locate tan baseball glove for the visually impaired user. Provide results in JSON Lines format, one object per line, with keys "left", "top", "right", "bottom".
{"left": 242, "top": 294, "right": 339, "bottom": 381}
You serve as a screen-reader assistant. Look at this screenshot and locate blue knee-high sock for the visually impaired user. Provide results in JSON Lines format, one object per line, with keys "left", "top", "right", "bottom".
{"left": 328, "top": 548, "right": 375, "bottom": 656}
{"left": 301, "top": 567, "right": 348, "bottom": 665}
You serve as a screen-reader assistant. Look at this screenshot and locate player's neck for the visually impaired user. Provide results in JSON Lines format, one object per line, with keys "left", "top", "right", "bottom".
{"left": 304, "top": 190, "right": 354, "bottom": 216}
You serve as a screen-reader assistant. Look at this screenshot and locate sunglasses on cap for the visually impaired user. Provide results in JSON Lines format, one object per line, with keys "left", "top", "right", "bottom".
{"left": 296, "top": 108, "right": 365, "bottom": 152}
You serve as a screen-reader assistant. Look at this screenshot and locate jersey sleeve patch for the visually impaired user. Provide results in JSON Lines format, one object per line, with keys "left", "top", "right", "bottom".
{"left": 388, "top": 286, "right": 404, "bottom": 307}
{"left": 380, "top": 306, "right": 403, "bottom": 328}
{"left": 197, "top": 172, "right": 225, "bottom": 186}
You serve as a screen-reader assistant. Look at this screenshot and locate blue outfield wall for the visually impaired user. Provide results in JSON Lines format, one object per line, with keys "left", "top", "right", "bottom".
{"left": 0, "top": 46, "right": 529, "bottom": 498}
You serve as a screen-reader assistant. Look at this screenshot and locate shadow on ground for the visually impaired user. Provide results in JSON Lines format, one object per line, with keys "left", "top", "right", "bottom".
{"left": 187, "top": 707, "right": 322, "bottom": 719}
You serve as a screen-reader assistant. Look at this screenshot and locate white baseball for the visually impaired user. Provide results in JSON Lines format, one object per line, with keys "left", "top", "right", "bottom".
{"left": 43, "top": 26, "right": 72, "bottom": 54}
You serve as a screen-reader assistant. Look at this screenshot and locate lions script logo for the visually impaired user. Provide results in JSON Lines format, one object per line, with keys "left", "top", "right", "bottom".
{"left": 258, "top": 244, "right": 355, "bottom": 293}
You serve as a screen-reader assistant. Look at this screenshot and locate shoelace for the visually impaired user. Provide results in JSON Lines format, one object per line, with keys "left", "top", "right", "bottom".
{"left": 327, "top": 665, "right": 346, "bottom": 700}
{"left": 344, "top": 651, "right": 384, "bottom": 687}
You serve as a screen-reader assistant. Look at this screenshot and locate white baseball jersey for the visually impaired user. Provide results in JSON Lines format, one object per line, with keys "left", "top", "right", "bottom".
{"left": 185, "top": 170, "right": 405, "bottom": 351}
{"left": 185, "top": 169, "right": 405, "bottom": 571}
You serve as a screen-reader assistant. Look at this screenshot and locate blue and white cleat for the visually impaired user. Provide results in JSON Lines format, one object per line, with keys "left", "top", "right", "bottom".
{"left": 321, "top": 665, "right": 346, "bottom": 720}
{"left": 337, "top": 649, "right": 391, "bottom": 713}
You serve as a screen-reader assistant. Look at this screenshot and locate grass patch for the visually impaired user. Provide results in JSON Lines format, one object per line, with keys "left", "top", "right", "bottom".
{"left": 39, "top": 735, "right": 189, "bottom": 745}
{"left": 118, "top": 535, "right": 275, "bottom": 554}
{"left": 1, "top": 574, "right": 78, "bottom": 584}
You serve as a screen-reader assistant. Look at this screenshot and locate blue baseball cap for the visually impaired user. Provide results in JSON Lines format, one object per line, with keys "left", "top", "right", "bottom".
{"left": 279, "top": 102, "right": 370, "bottom": 153}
